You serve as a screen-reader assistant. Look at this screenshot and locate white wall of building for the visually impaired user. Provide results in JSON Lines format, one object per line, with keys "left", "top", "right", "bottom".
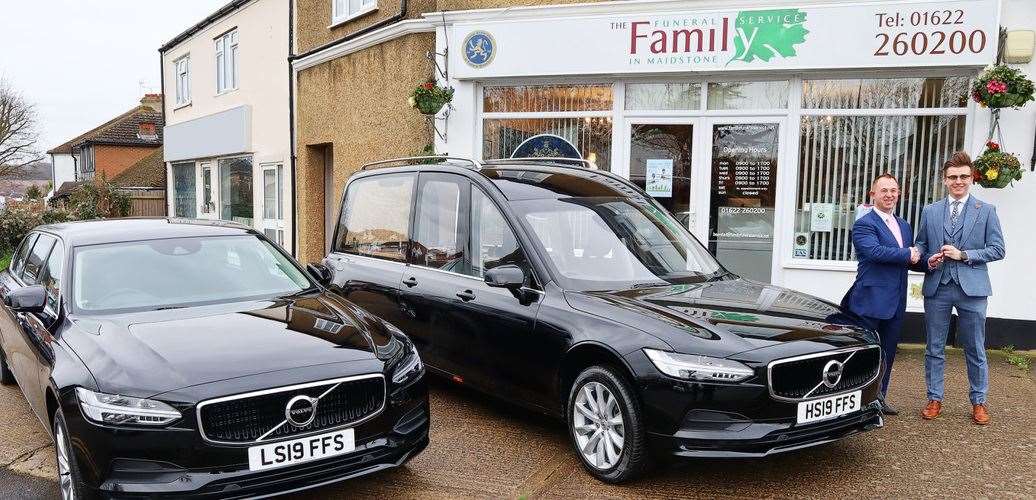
{"left": 49, "top": 153, "right": 78, "bottom": 195}
{"left": 161, "top": 0, "right": 292, "bottom": 249}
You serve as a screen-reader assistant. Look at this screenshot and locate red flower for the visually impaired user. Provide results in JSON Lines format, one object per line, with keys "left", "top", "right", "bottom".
{"left": 986, "top": 140, "right": 1000, "bottom": 151}
{"left": 973, "top": 169, "right": 984, "bottom": 182}
{"left": 986, "top": 79, "right": 1007, "bottom": 94}
{"left": 421, "top": 82, "right": 435, "bottom": 90}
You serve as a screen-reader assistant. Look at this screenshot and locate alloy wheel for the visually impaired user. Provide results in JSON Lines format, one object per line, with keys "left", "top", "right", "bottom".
{"left": 55, "top": 422, "right": 74, "bottom": 500}
{"left": 572, "top": 381, "right": 625, "bottom": 470}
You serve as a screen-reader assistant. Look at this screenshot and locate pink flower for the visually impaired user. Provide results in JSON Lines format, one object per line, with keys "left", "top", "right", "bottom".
{"left": 986, "top": 80, "right": 1007, "bottom": 94}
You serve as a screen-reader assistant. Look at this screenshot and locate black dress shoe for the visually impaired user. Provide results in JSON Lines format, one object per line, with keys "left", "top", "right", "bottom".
{"left": 880, "top": 400, "right": 899, "bottom": 415}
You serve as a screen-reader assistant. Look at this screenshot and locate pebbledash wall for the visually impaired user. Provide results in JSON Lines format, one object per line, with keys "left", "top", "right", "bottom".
{"left": 293, "top": 0, "right": 1036, "bottom": 347}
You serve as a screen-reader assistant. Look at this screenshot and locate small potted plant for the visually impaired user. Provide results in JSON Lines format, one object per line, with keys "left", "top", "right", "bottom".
{"left": 973, "top": 140, "right": 1023, "bottom": 188}
{"left": 409, "top": 81, "right": 454, "bottom": 115}
{"left": 971, "top": 65, "right": 1035, "bottom": 109}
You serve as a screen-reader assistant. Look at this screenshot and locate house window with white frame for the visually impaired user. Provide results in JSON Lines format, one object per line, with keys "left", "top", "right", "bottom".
{"left": 332, "top": 0, "right": 377, "bottom": 25}
{"left": 215, "top": 30, "right": 239, "bottom": 93}
{"left": 174, "top": 55, "right": 190, "bottom": 106}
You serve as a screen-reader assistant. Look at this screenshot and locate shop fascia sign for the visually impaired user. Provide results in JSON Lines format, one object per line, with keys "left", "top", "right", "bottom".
{"left": 451, "top": 0, "right": 999, "bottom": 79}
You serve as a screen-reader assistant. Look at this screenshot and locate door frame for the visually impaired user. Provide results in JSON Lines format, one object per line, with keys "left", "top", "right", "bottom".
{"left": 700, "top": 115, "right": 788, "bottom": 284}
{"left": 259, "top": 162, "right": 286, "bottom": 246}
{"left": 196, "top": 160, "right": 218, "bottom": 220}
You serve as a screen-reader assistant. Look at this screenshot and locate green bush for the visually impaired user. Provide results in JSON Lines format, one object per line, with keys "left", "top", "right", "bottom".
{"left": 0, "top": 253, "right": 11, "bottom": 271}
{"left": 0, "top": 176, "right": 123, "bottom": 256}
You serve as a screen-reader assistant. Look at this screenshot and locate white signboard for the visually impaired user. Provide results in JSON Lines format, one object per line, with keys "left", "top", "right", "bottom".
{"left": 452, "top": 0, "right": 999, "bottom": 78}
{"left": 645, "top": 159, "right": 673, "bottom": 197}
{"left": 811, "top": 203, "right": 834, "bottom": 232}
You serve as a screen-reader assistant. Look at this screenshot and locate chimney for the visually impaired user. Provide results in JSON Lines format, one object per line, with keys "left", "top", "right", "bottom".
{"left": 140, "top": 93, "right": 162, "bottom": 112}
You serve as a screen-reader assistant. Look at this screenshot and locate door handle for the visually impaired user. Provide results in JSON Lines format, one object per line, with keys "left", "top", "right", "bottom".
{"left": 403, "top": 277, "right": 418, "bottom": 288}
{"left": 456, "top": 290, "right": 476, "bottom": 302}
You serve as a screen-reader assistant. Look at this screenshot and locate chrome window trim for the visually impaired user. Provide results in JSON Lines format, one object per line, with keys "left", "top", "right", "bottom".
{"left": 766, "top": 345, "right": 881, "bottom": 403}
{"left": 195, "top": 373, "right": 386, "bottom": 446}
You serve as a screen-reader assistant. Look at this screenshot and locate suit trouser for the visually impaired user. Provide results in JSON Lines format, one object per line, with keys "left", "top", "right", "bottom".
{"left": 923, "top": 281, "right": 989, "bottom": 404}
{"left": 861, "top": 304, "right": 905, "bottom": 398}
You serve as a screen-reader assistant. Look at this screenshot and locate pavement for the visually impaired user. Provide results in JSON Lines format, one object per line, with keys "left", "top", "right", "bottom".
{"left": 1, "top": 347, "right": 1033, "bottom": 499}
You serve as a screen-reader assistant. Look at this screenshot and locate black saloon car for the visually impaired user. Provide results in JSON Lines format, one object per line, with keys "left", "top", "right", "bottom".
{"left": 0, "top": 219, "right": 428, "bottom": 498}
{"left": 313, "top": 157, "right": 884, "bottom": 483}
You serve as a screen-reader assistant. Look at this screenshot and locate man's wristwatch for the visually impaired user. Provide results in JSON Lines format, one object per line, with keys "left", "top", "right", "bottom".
{"left": 960, "top": 251, "right": 969, "bottom": 262}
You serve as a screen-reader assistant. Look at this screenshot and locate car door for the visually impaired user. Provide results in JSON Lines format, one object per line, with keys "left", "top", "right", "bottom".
{"left": 326, "top": 172, "right": 416, "bottom": 336}
{"left": 0, "top": 232, "right": 39, "bottom": 381}
{"left": 2, "top": 232, "right": 57, "bottom": 418}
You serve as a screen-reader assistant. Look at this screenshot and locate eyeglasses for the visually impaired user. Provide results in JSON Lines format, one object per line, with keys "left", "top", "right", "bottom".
{"left": 945, "top": 174, "right": 972, "bottom": 182}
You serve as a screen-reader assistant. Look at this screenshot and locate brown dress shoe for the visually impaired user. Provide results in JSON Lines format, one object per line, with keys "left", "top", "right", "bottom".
{"left": 972, "top": 404, "right": 990, "bottom": 425}
{"left": 921, "top": 400, "right": 942, "bottom": 420}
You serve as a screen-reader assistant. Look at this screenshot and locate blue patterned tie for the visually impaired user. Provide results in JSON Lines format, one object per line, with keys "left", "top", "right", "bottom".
{"left": 950, "top": 201, "right": 961, "bottom": 231}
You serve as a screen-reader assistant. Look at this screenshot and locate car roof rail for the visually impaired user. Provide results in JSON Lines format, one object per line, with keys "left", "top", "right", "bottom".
{"left": 359, "top": 156, "right": 480, "bottom": 171}
{"left": 482, "top": 157, "right": 595, "bottom": 169}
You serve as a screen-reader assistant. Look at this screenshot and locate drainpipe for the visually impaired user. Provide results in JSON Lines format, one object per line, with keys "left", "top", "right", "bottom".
{"left": 158, "top": 46, "right": 168, "bottom": 216}
{"left": 289, "top": 0, "right": 297, "bottom": 257}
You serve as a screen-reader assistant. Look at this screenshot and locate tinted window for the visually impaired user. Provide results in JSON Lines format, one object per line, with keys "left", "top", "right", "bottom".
{"left": 41, "top": 243, "right": 64, "bottom": 313}
{"left": 468, "top": 188, "right": 523, "bottom": 278}
{"left": 21, "top": 234, "right": 56, "bottom": 284}
{"left": 73, "top": 235, "right": 311, "bottom": 313}
{"left": 334, "top": 174, "right": 415, "bottom": 263}
{"left": 10, "top": 233, "right": 38, "bottom": 277}
{"left": 413, "top": 174, "right": 468, "bottom": 271}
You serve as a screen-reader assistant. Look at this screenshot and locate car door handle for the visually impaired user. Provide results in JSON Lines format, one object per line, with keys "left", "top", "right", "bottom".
{"left": 456, "top": 290, "right": 476, "bottom": 302}
{"left": 403, "top": 277, "right": 418, "bottom": 288}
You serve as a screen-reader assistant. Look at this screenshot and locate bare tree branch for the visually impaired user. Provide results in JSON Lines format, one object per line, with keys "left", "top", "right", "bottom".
{"left": 0, "top": 78, "right": 45, "bottom": 178}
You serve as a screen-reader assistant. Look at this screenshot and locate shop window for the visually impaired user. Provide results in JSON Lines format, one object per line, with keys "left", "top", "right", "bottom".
{"left": 794, "top": 114, "right": 965, "bottom": 261}
{"left": 707, "top": 81, "right": 789, "bottom": 110}
{"left": 482, "top": 117, "right": 612, "bottom": 170}
{"left": 625, "top": 83, "right": 701, "bottom": 110}
{"left": 483, "top": 84, "right": 612, "bottom": 113}
{"left": 172, "top": 162, "right": 196, "bottom": 218}
{"left": 803, "top": 77, "right": 969, "bottom": 109}
{"left": 219, "top": 156, "right": 253, "bottom": 225}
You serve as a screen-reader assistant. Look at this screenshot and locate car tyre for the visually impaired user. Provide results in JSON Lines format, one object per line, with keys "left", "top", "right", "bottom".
{"left": 566, "top": 365, "right": 651, "bottom": 483}
{"left": 53, "top": 408, "right": 95, "bottom": 500}
{"left": 0, "top": 351, "right": 14, "bottom": 385}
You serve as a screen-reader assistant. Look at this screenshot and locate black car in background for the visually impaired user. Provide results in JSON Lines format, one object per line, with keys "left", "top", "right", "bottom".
{"left": 313, "top": 157, "right": 884, "bottom": 483}
{"left": 0, "top": 219, "right": 428, "bottom": 499}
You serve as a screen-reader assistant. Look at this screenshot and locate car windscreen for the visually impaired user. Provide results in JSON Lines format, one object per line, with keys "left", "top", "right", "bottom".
{"left": 72, "top": 235, "right": 312, "bottom": 314}
{"left": 513, "top": 197, "right": 724, "bottom": 291}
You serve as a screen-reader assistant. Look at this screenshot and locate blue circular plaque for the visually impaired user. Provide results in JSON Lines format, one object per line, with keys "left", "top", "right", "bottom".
{"left": 463, "top": 31, "right": 496, "bottom": 68}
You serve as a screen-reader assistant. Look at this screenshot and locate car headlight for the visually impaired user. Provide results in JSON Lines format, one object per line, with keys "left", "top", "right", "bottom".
{"left": 76, "top": 387, "right": 181, "bottom": 426}
{"left": 391, "top": 342, "right": 424, "bottom": 385}
{"left": 644, "top": 349, "right": 754, "bottom": 382}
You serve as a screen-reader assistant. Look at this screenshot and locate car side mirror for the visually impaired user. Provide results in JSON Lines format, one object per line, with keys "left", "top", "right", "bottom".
{"left": 484, "top": 265, "right": 526, "bottom": 290}
{"left": 5, "top": 285, "right": 47, "bottom": 314}
{"left": 307, "top": 262, "right": 333, "bottom": 286}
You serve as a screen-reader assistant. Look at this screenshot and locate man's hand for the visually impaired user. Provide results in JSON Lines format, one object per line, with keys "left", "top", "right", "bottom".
{"left": 941, "top": 245, "right": 964, "bottom": 261}
{"left": 928, "top": 252, "right": 944, "bottom": 270}
{"left": 909, "top": 246, "right": 920, "bottom": 264}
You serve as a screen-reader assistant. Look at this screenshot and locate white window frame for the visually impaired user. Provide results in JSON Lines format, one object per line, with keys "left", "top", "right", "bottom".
{"left": 215, "top": 29, "right": 239, "bottom": 94}
{"left": 331, "top": 0, "right": 378, "bottom": 28}
{"left": 174, "top": 55, "right": 191, "bottom": 107}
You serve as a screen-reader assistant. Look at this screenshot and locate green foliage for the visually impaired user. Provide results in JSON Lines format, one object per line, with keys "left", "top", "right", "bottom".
{"left": 409, "top": 81, "right": 454, "bottom": 115}
{"left": 1000, "top": 345, "right": 1032, "bottom": 371}
{"left": 24, "top": 184, "right": 43, "bottom": 200}
{"left": 731, "top": 9, "right": 809, "bottom": 63}
{"left": 0, "top": 253, "right": 10, "bottom": 271}
{"left": 974, "top": 141, "right": 1023, "bottom": 188}
{"left": 417, "top": 143, "right": 447, "bottom": 164}
{"left": 971, "top": 65, "right": 1035, "bottom": 109}
{"left": 67, "top": 175, "right": 131, "bottom": 220}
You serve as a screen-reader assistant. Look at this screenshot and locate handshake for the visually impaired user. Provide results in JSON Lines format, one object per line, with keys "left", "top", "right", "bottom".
{"left": 910, "top": 245, "right": 962, "bottom": 270}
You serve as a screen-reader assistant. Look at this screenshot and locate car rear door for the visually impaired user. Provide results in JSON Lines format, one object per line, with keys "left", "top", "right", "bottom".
{"left": 0, "top": 232, "right": 38, "bottom": 380}
{"left": 325, "top": 172, "right": 417, "bottom": 337}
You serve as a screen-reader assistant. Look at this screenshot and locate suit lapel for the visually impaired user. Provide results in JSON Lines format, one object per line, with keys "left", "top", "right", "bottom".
{"left": 898, "top": 217, "right": 913, "bottom": 246}
{"left": 942, "top": 198, "right": 954, "bottom": 237}
{"left": 868, "top": 210, "right": 897, "bottom": 246}
{"left": 959, "top": 196, "right": 983, "bottom": 244}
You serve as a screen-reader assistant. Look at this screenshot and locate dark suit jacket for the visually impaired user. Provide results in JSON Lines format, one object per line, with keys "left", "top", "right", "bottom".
{"left": 842, "top": 209, "right": 920, "bottom": 320}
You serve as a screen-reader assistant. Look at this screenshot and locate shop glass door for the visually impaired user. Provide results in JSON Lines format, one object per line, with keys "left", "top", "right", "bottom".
{"left": 260, "top": 163, "right": 286, "bottom": 246}
{"left": 626, "top": 120, "right": 695, "bottom": 230}
{"left": 197, "top": 161, "right": 218, "bottom": 220}
{"left": 705, "top": 119, "right": 781, "bottom": 283}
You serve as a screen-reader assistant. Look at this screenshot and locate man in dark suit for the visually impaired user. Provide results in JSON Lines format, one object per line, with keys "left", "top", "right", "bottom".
{"left": 842, "top": 173, "right": 921, "bottom": 415}
{"left": 915, "top": 152, "right": 1005, "bottom": 425}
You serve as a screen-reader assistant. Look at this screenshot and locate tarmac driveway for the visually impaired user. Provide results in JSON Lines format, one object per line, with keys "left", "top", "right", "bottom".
{"left": 1, "top": 348, "right": 1033, "bottom": 499}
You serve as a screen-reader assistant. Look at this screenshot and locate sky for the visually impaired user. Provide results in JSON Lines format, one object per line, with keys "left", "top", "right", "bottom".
{"left": 0, "top": 0, "right": 229, "bottom": 156}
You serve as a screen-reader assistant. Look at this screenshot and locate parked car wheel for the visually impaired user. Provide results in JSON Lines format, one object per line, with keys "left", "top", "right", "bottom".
{"left": 0, "top": 351, "right": 14, "bottom": 385}
{"left": 567, "top": 365, "right": 651, "bottom": 483}
{"left": 53, "top": 408, "right": 94, "bottom": 500}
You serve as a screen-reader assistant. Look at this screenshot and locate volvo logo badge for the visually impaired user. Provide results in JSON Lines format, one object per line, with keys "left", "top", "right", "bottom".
{"left": 821, "top": 360, "right": 844, "bottom": 388}
{"left": 285, "top": 395, "right": 318, "bottom": 428}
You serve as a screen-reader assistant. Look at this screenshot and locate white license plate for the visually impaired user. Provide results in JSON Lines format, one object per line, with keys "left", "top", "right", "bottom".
{"left": 247, "top": 428, "right": 355, "bottom": 471}
{"left": 796, "top": 391, "right": 861, "bottom": 425}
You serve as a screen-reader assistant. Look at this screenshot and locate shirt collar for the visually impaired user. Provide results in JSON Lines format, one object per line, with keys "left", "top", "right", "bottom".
{"left": 948, "top": 194, "right": 970, "bottom": 206}
{"left": 872, "top": 206, "right": 895, "bottom": 221}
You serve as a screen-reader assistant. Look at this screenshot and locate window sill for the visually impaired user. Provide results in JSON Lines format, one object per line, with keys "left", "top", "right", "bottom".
{"left": 329, "top": 6, "right": 378, "bottom": 29}
{"left": 173, "top": 101, "right": 192, "bottom": 110}
{"left": 215, "top": 88, "right": 238, "bottom": 97}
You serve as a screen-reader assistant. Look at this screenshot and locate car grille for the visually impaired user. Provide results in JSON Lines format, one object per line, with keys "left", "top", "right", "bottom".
{"left": 197, "top": 375, "right": 386, "bottom": 444}
{"left": 767, "top": 346, "right": 880, "bottom": 401}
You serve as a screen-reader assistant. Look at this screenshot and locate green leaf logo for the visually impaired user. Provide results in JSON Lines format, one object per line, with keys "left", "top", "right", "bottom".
{"left": 730, "top": 9, "right": 809, "bottom": 64}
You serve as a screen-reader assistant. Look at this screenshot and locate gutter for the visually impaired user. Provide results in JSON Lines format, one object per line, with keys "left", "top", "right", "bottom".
{"left": 289, "top": 0, "right": 408, "bottom": 62}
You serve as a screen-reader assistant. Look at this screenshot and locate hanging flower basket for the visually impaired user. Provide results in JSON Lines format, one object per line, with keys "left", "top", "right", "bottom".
{"left": 973, "top": 141, "right": 1023, "bottom": 188}
{"left": 408, "top": 81, "right": 454, "bottom": 115}
{"left": 971, "top": 65, "right": 1035, "bottom": 109}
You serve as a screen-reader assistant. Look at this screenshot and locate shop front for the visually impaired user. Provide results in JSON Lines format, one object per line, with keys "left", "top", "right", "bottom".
{"left": 429, "top": 0, "right": 1035, "bottom": 345}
